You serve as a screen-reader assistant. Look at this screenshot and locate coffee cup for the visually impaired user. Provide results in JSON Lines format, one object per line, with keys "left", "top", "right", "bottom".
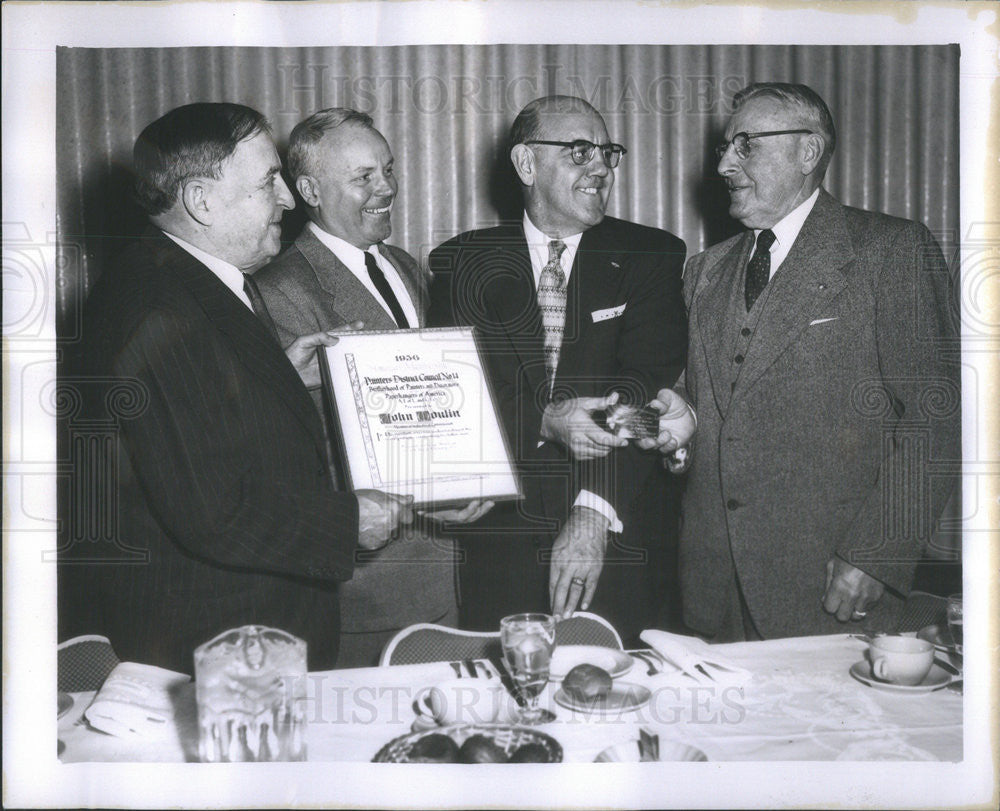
{"left": 869, "top": 636, "right": 934, "bottom": 685}
{"left": 420, "top": 678, "right": 509, "bottom": 726}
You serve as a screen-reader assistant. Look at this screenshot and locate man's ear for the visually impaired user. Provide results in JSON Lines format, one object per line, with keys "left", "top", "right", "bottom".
{"left": 510, "top": 144, "right": 535, "bottom": 187}
{"left": 800, "top": 133, "right": 824, "bottom": 176}
{"left": 181, "top": 178, "right": 212, "bottom": 226}
{"left": 296, "top": 175, "right": 320, "bottom": 207}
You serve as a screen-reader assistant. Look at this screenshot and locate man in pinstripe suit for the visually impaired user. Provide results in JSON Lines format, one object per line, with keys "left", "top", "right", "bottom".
{"left": 58, "top": 103, "right": 412, "bottom": 672}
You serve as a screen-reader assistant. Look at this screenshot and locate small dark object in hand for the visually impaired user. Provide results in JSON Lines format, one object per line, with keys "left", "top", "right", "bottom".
{"left": 407, "top": 733, "right": 460, "bottom": 763}
{"left": 458, "top": 734, "right": 509, "bottom": 763}
{"left": 601, "top": 404, "right": 659, "bottom": 441}
{"left": 509, "top": 742, "right": 550, "bottom": 762}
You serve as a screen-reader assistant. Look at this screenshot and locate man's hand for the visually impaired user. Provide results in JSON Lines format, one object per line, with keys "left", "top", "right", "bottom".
{"left": 636, "top": 388, "right": 697, "bottom": 453}
{"left": 549, "top": 506, "right": 610, "bottom": 619}
{"left": 419, "top": 499, "right": 495, "bottom": 524}
{"left": 284, "top": 320, "right": 365, "bottom": 389}
{"left": 355, "top": 489, "right": 414, "bottom": 550}
{"left": 822, "top": 557, "right": 885, "bottom": 622}
{"left": 540, "top": 393, "right": 627, "bottom": 460}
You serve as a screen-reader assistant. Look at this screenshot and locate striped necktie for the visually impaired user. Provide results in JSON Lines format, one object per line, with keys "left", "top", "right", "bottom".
{"left": 744, "top": 228, "right": 776, "bottom": 311}
{"left": 538, "top": 239, "right": 567, "bottom": 391}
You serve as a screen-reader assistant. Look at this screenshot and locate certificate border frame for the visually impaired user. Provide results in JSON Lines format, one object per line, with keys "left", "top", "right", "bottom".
{"left": 319, "top": 325, "right": 524, "bottom": 509}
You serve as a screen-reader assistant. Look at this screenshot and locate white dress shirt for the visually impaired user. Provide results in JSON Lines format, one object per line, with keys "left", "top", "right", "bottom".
{"left": 162, "top": 230, "right": 254, "bottom": 310}
{"left": 308, "top": 222, "right": 419, "bottom": 327}
{"left": 523, "top": 212, "right": 584, "bottom": 289}
{"left": 523, "top": 213, "right": 622, "bottom": 533}
{"left": 755, "top": 187, "right": 820, "bottom": 279}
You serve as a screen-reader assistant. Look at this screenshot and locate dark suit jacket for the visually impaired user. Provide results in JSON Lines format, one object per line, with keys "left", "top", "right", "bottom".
{"left": 255, "top": 226, "right": 456, "bottom": 635}
{"left": 680, "top": 189, "right": 961, "bottom": 638}
{"left": 427, "top": 217, "right": 687, "bottom": 637}
{"left": 58, "top": 230, "right": 358, "bottom": 673}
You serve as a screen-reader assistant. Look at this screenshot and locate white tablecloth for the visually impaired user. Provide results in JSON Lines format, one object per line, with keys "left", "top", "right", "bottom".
{"left": 58, "top": 634, "right": 961, "bottom": 763}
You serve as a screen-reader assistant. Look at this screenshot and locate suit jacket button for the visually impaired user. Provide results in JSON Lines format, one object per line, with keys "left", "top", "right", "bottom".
{"left": 726, "top": 499, "right": 741, "bottom": 510}
{"left": 734, "top": 354, "right": 744, "bottom": 364}
{"left": 740, "top": 327, "right": 751, "bottom": 337}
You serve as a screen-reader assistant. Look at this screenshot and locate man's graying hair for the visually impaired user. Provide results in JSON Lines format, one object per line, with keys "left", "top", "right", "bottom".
{"left": 133, "top": 102, "right": 270, "bottom": 216}
{"left": 733, "top": 82, "right": 837, "bottom": 177}
{"left": 510, "top": 95, "right": 603, "bottom": 150}
{"left": 287, "top": 107, "right": 375, "bottom": 181}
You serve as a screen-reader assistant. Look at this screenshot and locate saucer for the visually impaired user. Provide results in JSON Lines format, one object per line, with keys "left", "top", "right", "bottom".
{"left": 849, "top": 660, "right": 953, "bottom": 693}
{"left": 554, "top": 681, "right": 651, "bottom": 714}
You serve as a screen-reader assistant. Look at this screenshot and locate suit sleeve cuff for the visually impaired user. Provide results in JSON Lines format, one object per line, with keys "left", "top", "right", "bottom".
{"left": 574, "top": 490, "right": 622, "bottom": 534}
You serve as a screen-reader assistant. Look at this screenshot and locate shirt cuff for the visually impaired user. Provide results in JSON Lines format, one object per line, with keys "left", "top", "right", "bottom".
{"left": 575, "top": 490, "right": 623, "bottom": 534}
{"left": 684, "top": 399, "right": 698, "bottom": 431}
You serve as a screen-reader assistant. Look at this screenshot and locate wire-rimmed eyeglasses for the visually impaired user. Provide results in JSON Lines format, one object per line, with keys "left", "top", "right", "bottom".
{"left": 523, "top": 139, "right": 627, "bottom": 168}
{"left": 715, "top": 130, "right": 814, "bottom": 161}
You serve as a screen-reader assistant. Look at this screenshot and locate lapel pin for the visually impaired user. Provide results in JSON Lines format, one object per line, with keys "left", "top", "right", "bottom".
{"left": 818, "top": 283, "right": 827, "bottom": 290}
{"left": 611, "top": 261, "right": 620, "bottom": 268}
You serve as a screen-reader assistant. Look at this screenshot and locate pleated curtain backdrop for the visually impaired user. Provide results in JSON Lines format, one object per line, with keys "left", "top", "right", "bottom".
{"left": 56, "top": 44, "right": 959, "bottom": 333}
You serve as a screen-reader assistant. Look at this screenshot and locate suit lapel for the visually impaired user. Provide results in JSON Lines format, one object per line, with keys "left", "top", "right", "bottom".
{"left": 694, "top": 233, "right": 754, "bottom": 415}
{"left": 380, "top": 244, "right": 427, "bottom": 326}
{"left": 484, "top": 225, "right": 548, "bottom": 398}
{"left": 561, "top": 224, "right": 622, "bottom": 373}
{"left": 295, "top": 228, "right": 398, "bottom": 330}
{"left": 158, "top": 235, "right": 326, "bottom": 454}
{"left": 734, "top": 190, "right": 854, "bottom": 399}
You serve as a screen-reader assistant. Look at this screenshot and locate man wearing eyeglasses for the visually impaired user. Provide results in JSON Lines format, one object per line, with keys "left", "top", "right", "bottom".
{"left": 428, "top": 95, "right": 691, "bottom": 644}
{"left": 675, "top": 82, "right": 959, "bottom": 640}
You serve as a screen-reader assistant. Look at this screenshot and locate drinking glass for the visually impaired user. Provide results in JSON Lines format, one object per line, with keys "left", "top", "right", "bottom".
{"left": 500, "top": 613, "right": 556, "bottom": 725}
{"left": 194, "top": 625, "right": 308, "bottom": 762}
{"left": 946, "top": 594, "right": 963, "bottom": 654}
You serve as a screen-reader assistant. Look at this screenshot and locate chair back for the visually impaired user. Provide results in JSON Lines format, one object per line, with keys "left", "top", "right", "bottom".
{"left": 897, "top": 590, "right": 948, "bottom": 633}
{"left": 58, "top": 635, "right": 120, "bottom": 692}
{"left": 380, "top": 612, "right": 622, "bottom": 666}
{"left": 554, "top": 612, "right": 623, "bottom": 649}
{"left": 380, "top": 625, "right": 501, "bottom": 666}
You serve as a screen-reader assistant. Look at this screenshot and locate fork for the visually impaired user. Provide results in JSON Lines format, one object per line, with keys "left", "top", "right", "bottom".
{"left": 647, "top": 648, "right": 717, "bottom": 685}
{"left": 631, "top": 651, "right": 659, "bottom": 676}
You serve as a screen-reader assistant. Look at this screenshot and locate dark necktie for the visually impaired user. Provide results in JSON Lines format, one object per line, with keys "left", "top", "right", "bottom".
{"left": 744, "top": 228, "right": 777, "bottom": 311}
{"left": 364, "top": 250, "right": 410, "bottom": 328}
{"left": 242, "top": 273, "right": 280, "bottom": 343}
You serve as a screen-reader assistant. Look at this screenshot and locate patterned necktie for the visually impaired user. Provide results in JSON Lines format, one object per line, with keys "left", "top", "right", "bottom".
{"left": 242, "top": 273, "right": 280, "bottom": 343}
{"left": 538, "top": 239, "right": 568, "bottom": 390}
{"left": 744, "top": 228, "right": 777, "bottom": 311}
{"left": 364, "top": 250, "right": 410, "bottom": 328}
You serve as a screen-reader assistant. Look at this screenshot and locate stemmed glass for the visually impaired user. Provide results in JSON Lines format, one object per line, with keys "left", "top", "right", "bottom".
{"left": 500, "top": 613, "right": 556, "bottom": 725}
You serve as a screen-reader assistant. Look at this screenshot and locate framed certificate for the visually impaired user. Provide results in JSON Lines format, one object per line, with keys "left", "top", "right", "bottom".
{"left": 320, "top": 327, "right": 522, "bottom": 507}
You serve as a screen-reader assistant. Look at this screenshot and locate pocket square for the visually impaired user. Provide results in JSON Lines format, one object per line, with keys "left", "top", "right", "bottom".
{"left": 809, "top": 317, "right": 840, "bottom": 326}
{"left": 591, "top": 304, "right": 626, "bottom": 323}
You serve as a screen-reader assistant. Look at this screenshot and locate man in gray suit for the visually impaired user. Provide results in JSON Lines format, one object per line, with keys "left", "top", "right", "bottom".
{"left": 676, "top": 83, "right": 960, "bottom": 640}
{"left": 257, "top": 109, "right": 490, "bottom": 667}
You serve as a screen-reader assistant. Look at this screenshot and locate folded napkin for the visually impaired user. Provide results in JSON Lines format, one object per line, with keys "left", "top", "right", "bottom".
{"left": 640, "top": 629, "right": 751, "bottom": 685}
{"left": 84, "top": 662, "right": 191, "bottom": 739}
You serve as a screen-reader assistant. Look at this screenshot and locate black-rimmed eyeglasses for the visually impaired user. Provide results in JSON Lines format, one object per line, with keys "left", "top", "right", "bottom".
{"left": 523, "top": 139, "right": 628, "bottom": 168}
{"left": 715, "top": 130, "right": 814, "bottom": 161}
